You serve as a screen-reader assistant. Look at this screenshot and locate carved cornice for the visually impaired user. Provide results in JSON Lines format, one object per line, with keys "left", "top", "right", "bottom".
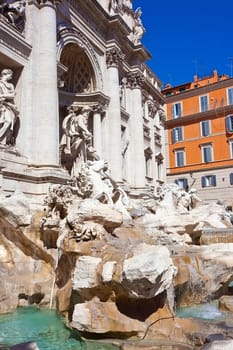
{"left": 106, "top": 47, "right": 124, "bottom": 68}
{"left": 126, "top": 71, "right": 145, "bottom": 89}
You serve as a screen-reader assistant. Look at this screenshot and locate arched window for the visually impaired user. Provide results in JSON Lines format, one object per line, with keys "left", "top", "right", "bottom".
{"left": 60, "top": 43, "right": 95, "bottom": 93}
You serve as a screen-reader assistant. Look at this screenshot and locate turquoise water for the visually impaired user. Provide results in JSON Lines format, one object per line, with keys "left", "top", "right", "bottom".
{"left": 0, "top": 307, "right": 119, "bottom": 350}
{"left": 177, "top": 301, "right": 233, "bottom": 325}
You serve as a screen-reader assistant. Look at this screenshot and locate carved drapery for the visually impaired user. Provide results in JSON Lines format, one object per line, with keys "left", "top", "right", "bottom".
{"left": 106, "top": 48, "right": 124, "bottom": 68}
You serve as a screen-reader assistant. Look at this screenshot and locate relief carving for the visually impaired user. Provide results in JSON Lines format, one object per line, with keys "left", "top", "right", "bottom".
{"left": 0, "top": 1, "right": 26, "bottom": 31}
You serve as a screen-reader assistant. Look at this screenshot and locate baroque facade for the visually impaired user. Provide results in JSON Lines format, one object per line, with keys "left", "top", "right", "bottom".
{"left": 0, "top": 0, "right": 166, "bottom": 198}
{"left": 163, "top": 70, "right": 233, "bottom": 208}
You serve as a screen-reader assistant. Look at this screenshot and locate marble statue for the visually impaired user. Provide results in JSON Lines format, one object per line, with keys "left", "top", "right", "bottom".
{"left": 0, "top": 68, "right": 19, "bottom": 146}
{"left": 108, "top": 0, "right": 123, "bottom": 13}
{"left": 60, "top": 105, "right": 99, "bottom": 177}
{"left": 130, "top": 7, "right": 145, "bottom": 45}
{"left": 108, "top": 0, "right": 132, "bottom": 14}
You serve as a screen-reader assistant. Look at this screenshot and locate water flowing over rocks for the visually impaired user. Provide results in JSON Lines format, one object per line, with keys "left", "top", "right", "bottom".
{"left": 1, "top": 180, "right": 233, "bottom": 347}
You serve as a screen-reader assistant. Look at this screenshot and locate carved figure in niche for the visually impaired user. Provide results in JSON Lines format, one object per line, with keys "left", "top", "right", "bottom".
{"left": 130, "top": 7, "right": 145, "bottom": 45}
{"left": 0, "top": 68, "right": 19, "bottom": 146}
{"left": 0, "top": 1, "right": 26, "bottom": 31}
{"left": 60, "top": 106, "right": 99, "bottom": 177}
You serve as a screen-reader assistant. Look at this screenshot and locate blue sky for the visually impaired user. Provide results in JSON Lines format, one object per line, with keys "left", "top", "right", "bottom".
{"left": 133, "top": 0, "right": 233, "bottom": 88}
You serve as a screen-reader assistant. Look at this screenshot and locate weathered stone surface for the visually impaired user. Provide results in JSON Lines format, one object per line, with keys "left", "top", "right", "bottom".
{"left": 67, "top": 198, "right": 123, "bottom": 231}
{"left": 218, "top": 295, "right": 233, "bottom": 312}
{"left": 122, "top": 243, "right": 177, "bottom": 298}
{"left": 0, "top": 196, "right": 55, "bottom": 313}
{"left": 73, "top": 256, "right": 102, "bottom": 290}
{"left": 71, "top": 300, "right": 146, "bottom": 335}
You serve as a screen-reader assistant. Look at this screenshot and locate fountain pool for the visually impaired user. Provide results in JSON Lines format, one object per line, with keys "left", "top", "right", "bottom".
{"left": 0, "top": 306, "right": 119, "bottom": 350}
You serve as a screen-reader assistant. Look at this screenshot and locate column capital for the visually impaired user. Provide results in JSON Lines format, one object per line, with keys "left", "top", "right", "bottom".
{"left": 92, "top": 102, "right": 109, "bottom": 114}
{"left": 33, "top": 0, "right": 61, "bottom": 8}
{"left": 106, "top": 47, "right": 124, "bottom": 68}
{"left": 126, "top": 71, "right": 145, "bottom": 89}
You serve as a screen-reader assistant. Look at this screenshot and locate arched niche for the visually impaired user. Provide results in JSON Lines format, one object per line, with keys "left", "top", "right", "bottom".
{"left": 60, "top": 43, "right": 96, "bottom": 93}
{"left": 57, "top": 26, "right": 103, "bottom": 92}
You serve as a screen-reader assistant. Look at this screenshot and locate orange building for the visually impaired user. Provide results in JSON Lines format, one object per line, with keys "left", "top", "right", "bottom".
{"left": 163, "top": 70, "right": 233, "bottom": 208}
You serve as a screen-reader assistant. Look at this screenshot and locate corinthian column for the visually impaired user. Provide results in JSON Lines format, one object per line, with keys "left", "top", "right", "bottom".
{"left": 34, "top": 0, "right": 60, "bottom": 166}
{"left": 127, "top": 71, "right": 146, "bottom": 187}
{"left": 106, "top": 47, "right": 123, "bottom": 182}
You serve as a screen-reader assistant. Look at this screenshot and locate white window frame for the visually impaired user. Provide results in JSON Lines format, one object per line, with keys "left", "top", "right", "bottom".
{"left": 172, "top": 126, "right": 183, "bottom": 143}
{"left": 229, "top": 139, "right": 233, "bottom": 159}
{"left": 172, "top": 102, "right": 182, "bottom": 119}
{"left": 200, "top": 120, "right": 211, "bottom": 137}
{"left": 201, "top": 175, "right": 216, "bottom": 187}
{"left": 199, "top": 95, "right": 209, "bottom": 112}
{"left": 201, "top": 144, "right": 213, "bottom": 163}
{"left": 174, "top": 149, "right": 185, "bottom": 167}
{"left": 227, "top": 87, "right": 233, "bottom": 105}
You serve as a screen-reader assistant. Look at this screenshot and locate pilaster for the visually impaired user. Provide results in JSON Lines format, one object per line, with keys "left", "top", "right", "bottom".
{"left": 126, "top": 70, "right": 146, "bottom": 187}
{"left": 106, "top": 46, "right": 124, "bottom": 182}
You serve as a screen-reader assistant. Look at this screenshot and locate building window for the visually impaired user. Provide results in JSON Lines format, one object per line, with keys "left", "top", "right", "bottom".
{"left": 175, "top": 178, "right": 188, "bottom": 190}
{"left": 174, "top": 149, "right": 185, "bottom": 167}
{"left": 199, "top": 95, "right": 209, "bottom": 112}
{"left": 230, "top": 173, "right": 233, "bottom": 185}
{"left": 229, "top": 140, "right": 233, "bottom": 158}
{"left": 201, "top": 144, "right": 213, "bottom": 163}
{"left": 201, "top": 175, "right": 216, "bottom": 187}
{"left": 227, "top": 87, "right": 233, "bottom": 105}
{"left": 172, "top": 127, "right": 183, "bottom": 143}
{"left": 226, "top": 115, "right": 233, "bottom": 133}
{"left": 200, "top": 120, "right": 210, "bottom": 136}
{"left": 171, "top": 102, "right": 182, "bottom": 119}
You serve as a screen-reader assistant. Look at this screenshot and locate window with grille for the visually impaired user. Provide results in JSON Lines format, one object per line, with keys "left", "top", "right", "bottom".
{"left": 60, "top": 44, "right": 95, "bottom": 93}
